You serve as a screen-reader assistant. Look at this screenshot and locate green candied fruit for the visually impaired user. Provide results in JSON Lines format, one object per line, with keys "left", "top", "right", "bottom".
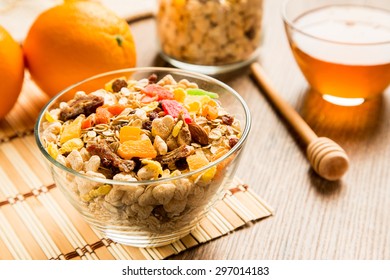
{"left": 186, "top": 88, "right": 219, "bottom": 99}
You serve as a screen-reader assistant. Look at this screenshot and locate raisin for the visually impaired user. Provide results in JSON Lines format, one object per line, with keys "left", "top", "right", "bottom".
{"left": 148, "top": 74, "right": 158, "bottom": 84}
{"left": 152, "top": 205, "right": 169, "bottom": 222}
{"left": 229, "top": 137, "right": 239, "bottom": 148}
{"left": 148, "top": 111, "right": 158, "bottom": 121}
{"left": 221, "top": 115, "right": 234, "bottom": 126}
{"left": 142, "top": 120, "right": 152, "bottom": 131}
{"left": 175, "top": 158, "right": 188, "bottom": 170}
{"left": 112, "top": 79, "right": 128, "bottom": 93}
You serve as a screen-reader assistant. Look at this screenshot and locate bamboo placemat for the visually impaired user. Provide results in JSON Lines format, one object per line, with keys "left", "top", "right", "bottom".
{"left": 0, "top": 74, "right": 273, "bottom": 260}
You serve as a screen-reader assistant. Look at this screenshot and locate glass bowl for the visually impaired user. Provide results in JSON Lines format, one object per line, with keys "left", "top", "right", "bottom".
{"left": 34, "top": 67, "right": 251, "bottom": 247}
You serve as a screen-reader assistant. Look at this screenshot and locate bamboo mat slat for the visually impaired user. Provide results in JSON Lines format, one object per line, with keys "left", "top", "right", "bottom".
{"left": 0, "top": 73, "right": 274, "bottom": 260}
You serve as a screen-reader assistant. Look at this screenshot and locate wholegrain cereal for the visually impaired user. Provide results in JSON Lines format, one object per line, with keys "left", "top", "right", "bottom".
{"left": 40, "top": 74, "right": 242, "bottom": 233}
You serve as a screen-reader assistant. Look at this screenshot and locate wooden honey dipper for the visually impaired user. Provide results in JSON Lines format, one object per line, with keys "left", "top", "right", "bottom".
{"left": 250, "top": 62, "right": 349, "bottom": 181}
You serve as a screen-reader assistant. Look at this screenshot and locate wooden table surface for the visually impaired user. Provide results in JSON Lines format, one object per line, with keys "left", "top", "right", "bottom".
{"left": 130, "top": 0, "right": 390, "bottom": 260}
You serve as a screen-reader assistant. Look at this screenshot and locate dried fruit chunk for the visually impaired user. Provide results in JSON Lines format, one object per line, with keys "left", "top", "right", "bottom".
{"left": 161, "top": 99, "right": 192, "bottom": 123}
{"left": 87, "top": 143, "right": 135, "bottom": 172}
{"left": 173, "top": 88, "right": 186, "bottom": 103}
{"left": 142, "top": 84, "right": 174, "bottom": 101}
{"left": 47, "top": 142, "right": 59, "bottom": 159}
{"left": 45, "top": 111, "right": 56, "bottom": 123}
{"left": 81, "top": 114, "right": 95, "bottom": 129}
{"left": 186, "top": 88, "right": 219, "bottom": 99}
{"left": 202, "top": 104, "right": 218, "bottom": 120}
{"left": 60, "top": 115, "right": 84, "bottom": 144}
{"left": 106, "top": 104, "right": 126, "bottom": 115}
{"left": 83, "top": 184, "right": 112, "bottom": 202}
{"left": 187, "top": 150, "right": 209, "bottom": 171}
{"left": 156, "top": 144, "right": 194, "bottom": 166}
{"left": 59, "top": 138, "right": 84, "bottom": 154}
{"left": 172, "top": 120, "right": 183, "bottom": 137}
{"left": 95, "top": 106, "right": 112, "bottom": 124}
{"left": 59, "top": 95, "right": 104, "bottom": 121}
{"left": 137, "top": 159, "right": 163, "bottom": 180}
{"left": 119, "top": 126, "right": 141, "bottom": 143}
{"left": 111, "top": 79, "right": 128, "bottom": 93}
{"left": 117, "top": 139, "right": 157, "bottom": 159}
{"left": 187, "top": 150, "right": 217, "bottom": 183}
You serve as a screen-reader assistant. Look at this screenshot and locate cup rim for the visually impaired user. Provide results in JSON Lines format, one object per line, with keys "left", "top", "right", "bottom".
{"left": 281, "top": 0, "right": 390, "bottom": 46}
{"left": 34, "top": 67, "right": 252, "bottom": 186}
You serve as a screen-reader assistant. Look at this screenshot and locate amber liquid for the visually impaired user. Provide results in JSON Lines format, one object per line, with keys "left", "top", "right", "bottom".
{"left": 290, "top": 5, "right": 390, "bottom": 102}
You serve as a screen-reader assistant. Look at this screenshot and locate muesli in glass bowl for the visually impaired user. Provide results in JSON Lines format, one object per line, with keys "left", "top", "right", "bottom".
{"left": 35, "top": 67, "right": 251, "bottom": 247}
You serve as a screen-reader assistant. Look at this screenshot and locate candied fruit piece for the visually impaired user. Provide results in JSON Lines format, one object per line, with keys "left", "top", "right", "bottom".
{"left": 118, "top": 139, "right": 157, "bottom": 159}
{"left": 119, "top": 126, "right": 141, "bottom": 143}
{"left": 186, "top": 88, "right": 219, "bottom": 99}
{"left": 47, "top": 143, "right": 59, "bottom": 159}
{"left": 60, "top": 115, "right": 84, "bottom": 144}
{"left": 59, "top": 138, "right": 84, "bottom": 154}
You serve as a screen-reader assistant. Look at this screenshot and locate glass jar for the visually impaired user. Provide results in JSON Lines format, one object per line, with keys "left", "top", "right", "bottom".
{"left": 156, "top": 0, "right": 263, "bottom": 74}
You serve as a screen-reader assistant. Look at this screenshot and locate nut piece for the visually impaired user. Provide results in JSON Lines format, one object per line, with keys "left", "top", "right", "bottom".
{"left": 188, "top": 123, "right": 209, "bottom": 145}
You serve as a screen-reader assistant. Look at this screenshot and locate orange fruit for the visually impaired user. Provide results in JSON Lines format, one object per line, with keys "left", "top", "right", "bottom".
{"left": 0, "top": 25, "right": 24, "bottom": 119}
{"left": 23, "top": 0, "right": 136, "bottom": 97}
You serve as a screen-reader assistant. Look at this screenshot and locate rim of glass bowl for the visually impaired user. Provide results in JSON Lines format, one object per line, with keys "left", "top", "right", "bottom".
{"left": 281, "top": 0, "right": 390, "bottom": 46}
{"left": 34, "top": 67, "right": 251, "bottom": 187}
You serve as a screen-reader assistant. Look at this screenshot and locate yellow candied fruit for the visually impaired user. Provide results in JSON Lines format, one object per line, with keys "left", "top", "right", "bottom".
{"left": 173, "top": 88, "right": 187, "bottom": 103}
{"left": 141, "top": 101, "right": 159, "bottom": 112}
{"left": 173, "top": 0, "right": 185, "bottom": 6}
{"left": 172, "top": 120, "right": 183, "bottom": 137}
{"left": 60, "top": 115, "right": 84, "bottom": 144}
{"left": 45, "top": 111, "right": 56, "bottom": 123}
{"left": 91, "top": 184, "right": 112, "bottom": 197}
{"left": 185, "top": 101, "right": 202, "bottom": 114}
{"left": 201, "top": 165, "right": 217, "bottom": 183}
{"left": 58, "top": 138, "right": 84, "bottom": 154}
{"left": 184, "top": 94, "right": 211, "bottom": 106}
{"left": 82, "top": 184, "right": 112, "bottom": 202}
{"left": 141, "top": 159, "right": 163, "bottom": 179}
{"left": 207, "top": 99, "right": 219, "bottom": 108}
{"left": 119, "top": 126, "right": 141, "bottom": 143}
{"left": 47, "top": 142, "right": 59, "bottom": 159}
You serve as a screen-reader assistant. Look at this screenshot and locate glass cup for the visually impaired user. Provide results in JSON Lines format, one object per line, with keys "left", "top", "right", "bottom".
{"left": 156, "top": 0, "right": 263, "bottom": 75}
{"left": 282, "top": 0, "right": 390, "bottom": 106}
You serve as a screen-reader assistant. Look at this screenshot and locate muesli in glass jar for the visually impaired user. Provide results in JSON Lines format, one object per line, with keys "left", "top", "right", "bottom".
{"left": 157, "top": 0, "right": 263, "bottom": 74}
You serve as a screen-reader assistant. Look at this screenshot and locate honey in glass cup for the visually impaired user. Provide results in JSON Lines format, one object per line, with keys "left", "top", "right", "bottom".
{"left": 283, "top": 0, "right": 390, "bottom": 106}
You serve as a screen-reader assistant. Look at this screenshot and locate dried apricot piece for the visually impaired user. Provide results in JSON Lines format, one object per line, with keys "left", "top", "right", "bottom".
{"left": 187, "top": 150, "right": 216, "bottom": 182}
{"left": 118, "top": 139, "right": 157, "bottom": 159}
{"left": 202, "top": 104, "right": 218, "bottom": 120}
{"left": 95, "top": 106, "right": 111, "bottom": 124}
{"left": 119, "top": 126, "right": 141, "bottom": 143}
